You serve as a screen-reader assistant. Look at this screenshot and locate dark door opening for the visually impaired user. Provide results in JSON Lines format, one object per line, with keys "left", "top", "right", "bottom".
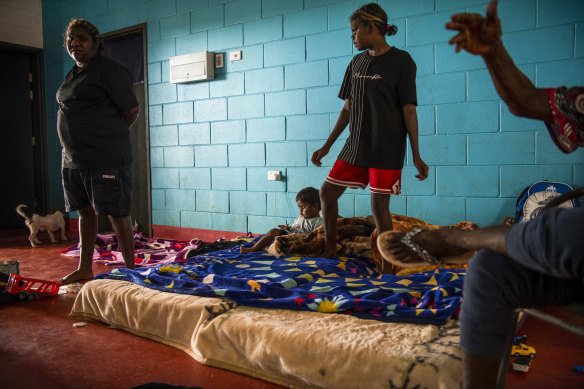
{"left": 0, "top": 44, "right": 47, "bottom": 229}
{"left": 99, "top": 24, "right": 152, "bottom": 236}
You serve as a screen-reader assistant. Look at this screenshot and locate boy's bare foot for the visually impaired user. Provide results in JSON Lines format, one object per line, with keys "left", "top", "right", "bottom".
{"left": 240, "top": 246, "right": 258, "bottom": 254}
{"left": 59, "top": 269, "right": 94, "bottom": 285}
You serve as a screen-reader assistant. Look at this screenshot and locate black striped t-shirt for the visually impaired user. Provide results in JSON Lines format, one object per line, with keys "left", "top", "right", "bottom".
{"left": 337, "top": 48, "right": 417, "bottom": 169}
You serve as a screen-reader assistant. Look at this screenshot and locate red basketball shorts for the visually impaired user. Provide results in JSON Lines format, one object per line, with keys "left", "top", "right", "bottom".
{"left": 326, "top": 159, "right": 401, "bottom": 194}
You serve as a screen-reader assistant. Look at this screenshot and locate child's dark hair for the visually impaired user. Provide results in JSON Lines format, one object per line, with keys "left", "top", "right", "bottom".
{"left": 64, "top": 18, "right": 104, "bottom": 51}
{"left": 351, "top": 3, "right": 397, "bottom": 37}
{"left": 296, "top": 187, "right": 321, "bottom": 209}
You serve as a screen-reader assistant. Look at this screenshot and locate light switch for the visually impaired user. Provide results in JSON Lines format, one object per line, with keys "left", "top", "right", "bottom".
{"left": 215, "top": 53, "right": 224, "bottom": 68}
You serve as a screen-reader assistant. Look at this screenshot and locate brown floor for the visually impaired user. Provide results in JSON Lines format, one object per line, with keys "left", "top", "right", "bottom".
{"left": 1, "top": 228, "right": 583, "bottom": 389}
{"left": 0, "top": 229, "right": 284, "bottom": 389}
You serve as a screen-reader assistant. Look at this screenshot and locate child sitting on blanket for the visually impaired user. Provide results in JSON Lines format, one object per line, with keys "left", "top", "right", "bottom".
{"left": 240, "top": 187, "right": 324, "bottom": 253}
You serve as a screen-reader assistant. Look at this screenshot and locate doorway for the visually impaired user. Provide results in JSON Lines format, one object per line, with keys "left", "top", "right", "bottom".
{"left": 0, "top": 44, "right": 47, "bottom": 229}
{"left": 100, "top": 24, "right": 152, "bottom": 236}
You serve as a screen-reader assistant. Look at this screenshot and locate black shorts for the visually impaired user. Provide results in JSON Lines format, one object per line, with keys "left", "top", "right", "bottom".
{"left": 62, "top": 166, "right": 132, "bottom": 216}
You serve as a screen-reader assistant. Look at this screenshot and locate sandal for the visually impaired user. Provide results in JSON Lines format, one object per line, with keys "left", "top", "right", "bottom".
{"left": 377, "top": 228, "right": 475, "bottom": 268}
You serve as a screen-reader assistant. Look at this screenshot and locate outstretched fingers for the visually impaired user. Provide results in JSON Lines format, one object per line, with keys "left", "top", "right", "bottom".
{"left": 445, "top": 20, "right": 469, "bottom": 34}
{"left": 486, "top": 0, "right": 499, "bottom": 24}
{"left": 448, "top": 13, "right": 480, "bottom": 26}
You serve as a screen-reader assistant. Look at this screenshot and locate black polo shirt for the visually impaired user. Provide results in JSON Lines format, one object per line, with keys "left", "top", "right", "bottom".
{"left": 337, "top": 48, "right": 417, "bottom": 170}
{"left": 57, "top": 52, "right": 138, "bottom": 168}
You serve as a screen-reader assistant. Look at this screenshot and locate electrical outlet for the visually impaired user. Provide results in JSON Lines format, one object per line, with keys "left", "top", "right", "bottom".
{"left": 229, "top": 50, "right": 242, "bottom": 61}
{"left": 268, "top": 171, "right": 281, "bottom": 181}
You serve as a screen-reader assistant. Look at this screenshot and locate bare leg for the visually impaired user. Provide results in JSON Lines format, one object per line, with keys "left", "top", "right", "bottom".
{"left": 109, "top": 215, "right": 136, "bottom": 270}
{"left": 59, "top": 206, "right": 97, "bottom": 284}
{"left": 240, "top": 228, "right": 285, "bottom": 253}
{"left": 462, "top": 349, "right": 500, "bottom": 389}
{"left": 320, "top": 181, "right": 346, "bottom": 257}
{"left": 371, "top": 193, "right": 393, "bottom": 273}
{"left": 371, "top": 193, "right": 393, "bottom": 232}
{"left": 379, "top": 225, "right": 511, "bottom": 267}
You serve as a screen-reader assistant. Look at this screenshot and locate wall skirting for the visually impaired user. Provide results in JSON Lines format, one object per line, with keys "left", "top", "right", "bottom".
{"left": 152, "top": 224, "right": 249, "bottom": 242}
{"left": 66, "top": 217, "right": 249, "bottom": 242}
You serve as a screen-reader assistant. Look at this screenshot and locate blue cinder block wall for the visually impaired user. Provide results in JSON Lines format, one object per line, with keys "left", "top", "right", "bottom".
{"left": 42, "top": 0, "right": 584, "bottom": 231}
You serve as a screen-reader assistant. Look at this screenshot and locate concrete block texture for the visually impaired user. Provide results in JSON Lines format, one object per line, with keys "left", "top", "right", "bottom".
{"left": 41, "top": 0, "right": 584, "bottom": 229}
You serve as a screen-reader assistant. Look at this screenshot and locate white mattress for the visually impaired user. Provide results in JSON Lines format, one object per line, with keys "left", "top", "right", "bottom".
{"left": 71, "top": 278, "right": 463, "bottom": 389}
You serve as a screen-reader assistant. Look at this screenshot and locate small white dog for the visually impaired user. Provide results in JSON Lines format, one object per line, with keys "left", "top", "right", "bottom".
{"left": 16, "top": 204, "right": 67, "bottom": 248}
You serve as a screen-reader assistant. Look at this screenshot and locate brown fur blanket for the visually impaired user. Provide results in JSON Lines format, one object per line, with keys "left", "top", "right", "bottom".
{"left": 268, "top": 216, "right": 376, "bottom": 258}
{"left": 268, "top": 214, "right": 479, "bottom": 273}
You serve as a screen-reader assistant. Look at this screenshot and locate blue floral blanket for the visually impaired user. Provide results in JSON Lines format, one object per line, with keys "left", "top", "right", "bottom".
{"left": 95, "top": 240, "right": 464, "bottom": 325}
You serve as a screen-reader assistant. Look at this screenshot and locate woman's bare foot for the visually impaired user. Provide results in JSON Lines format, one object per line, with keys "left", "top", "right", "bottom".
{"left": 59, "top": 269, "right": 94, "bottom": 285}
{"left": 378, "top": 228, "right": 472, "bottom": 267}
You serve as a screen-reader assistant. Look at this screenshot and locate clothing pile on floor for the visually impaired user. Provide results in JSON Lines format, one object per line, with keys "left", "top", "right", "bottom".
{"left": 60, "top": 231, "right": 253, "bottom": 268}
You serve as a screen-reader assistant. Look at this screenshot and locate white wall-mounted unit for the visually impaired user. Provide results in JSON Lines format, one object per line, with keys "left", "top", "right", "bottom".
{"left": 169, "top": 51, "right": 214, "bottom": 83}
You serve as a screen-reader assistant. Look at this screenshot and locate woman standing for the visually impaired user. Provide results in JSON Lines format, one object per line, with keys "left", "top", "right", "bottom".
{"left": 57, "top": 19, "right": 139, "bottom": 284}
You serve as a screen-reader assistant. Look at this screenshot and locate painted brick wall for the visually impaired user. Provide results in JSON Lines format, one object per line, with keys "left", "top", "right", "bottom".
{"left": 42, "top": 0, "right": 584, "bottom": 232}
{"left": 0, "top": 0, "right": 44, "bottom": 48}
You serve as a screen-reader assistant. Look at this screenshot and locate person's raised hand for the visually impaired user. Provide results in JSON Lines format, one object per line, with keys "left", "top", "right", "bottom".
{"left": 311, "top": 147, "right": 329, "bottom": 167}
{"left": 445, "top": 0, "right": 502, "bottom": 55}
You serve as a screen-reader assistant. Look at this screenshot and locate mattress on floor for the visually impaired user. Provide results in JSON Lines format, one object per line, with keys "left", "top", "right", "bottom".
{"left": 70, "top": 278, "right": 463, "bottom": 389}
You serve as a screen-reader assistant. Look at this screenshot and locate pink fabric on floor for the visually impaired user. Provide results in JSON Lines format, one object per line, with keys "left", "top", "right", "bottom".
{"left": 60, "top": 232, "right": 201, "bottom": 267}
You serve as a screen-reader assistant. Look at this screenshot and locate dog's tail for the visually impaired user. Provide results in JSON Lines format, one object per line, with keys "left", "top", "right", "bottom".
{"left": 16, "top": 204, "right": 32, "bottom": 222}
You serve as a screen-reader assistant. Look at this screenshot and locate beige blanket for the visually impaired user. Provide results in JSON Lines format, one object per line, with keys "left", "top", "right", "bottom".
{"left": 71, "top": 279, "right": 463, "bottom": 389}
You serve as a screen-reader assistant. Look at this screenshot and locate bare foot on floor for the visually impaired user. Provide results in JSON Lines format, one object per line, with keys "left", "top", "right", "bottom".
{"left": 59, "top": 269, "right": 94, "bottom": 285}
{"left": 377, "top": 229, "right": 472, "bottom": 268}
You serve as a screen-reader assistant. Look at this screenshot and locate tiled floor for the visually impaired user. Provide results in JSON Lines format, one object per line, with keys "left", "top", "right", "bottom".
{"left": 1, "top": 228, "right": 583, "bottom": 389}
